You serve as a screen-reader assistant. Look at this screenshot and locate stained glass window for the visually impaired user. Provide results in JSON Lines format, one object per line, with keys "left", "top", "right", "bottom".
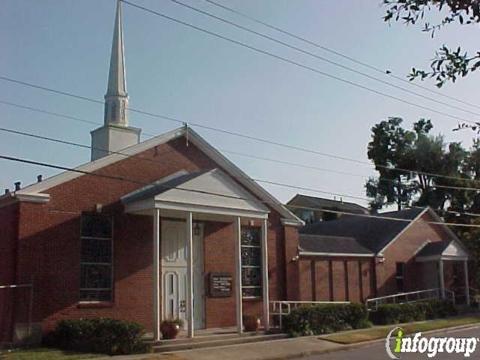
{"left": 80, "top": 214, "right": 113, "bottom": 302}
{"left": 241, "top": 226, "right": 262, "bottom": 299}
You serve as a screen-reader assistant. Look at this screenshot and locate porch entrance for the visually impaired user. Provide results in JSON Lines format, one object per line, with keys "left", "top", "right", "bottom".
{"left": 161, "top": 220, "right": 205, "bottom": 330}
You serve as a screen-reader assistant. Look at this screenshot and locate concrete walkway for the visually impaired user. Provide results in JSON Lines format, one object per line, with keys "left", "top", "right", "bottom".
{"left": 97, "top": 321, "right": 480, "bottom": 360}
{"left": 97, "top": 336, "right": 342, "bottom": 360}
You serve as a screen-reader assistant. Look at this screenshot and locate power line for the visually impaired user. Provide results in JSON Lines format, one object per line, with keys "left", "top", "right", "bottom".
{"left": 169, "top": 0, "right": 480, "bottom": 118}
{"left": 2, "top": 124, "right": 480, "bottom": 213}
{"left": 205, "top": 0, "right": 480, "bottom": 111}
{"left": 3, "top": 100, "right": 477, "bottom": 194}
{"left": 1, "top": 77, "right": 480, "bottom": 186}
{"left": 2, "top": 152, "right": 480, "bottom": 227}
{"left": 0, "top": 99, "right": 157, "bottom": 138}
{"left": 120, "top": 0, "right": 477, "bottom": 126}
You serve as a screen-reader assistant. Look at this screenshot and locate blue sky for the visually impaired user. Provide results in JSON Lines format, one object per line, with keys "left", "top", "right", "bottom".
{"left": 1, "top": 0, "right": 479, "bottom": 207}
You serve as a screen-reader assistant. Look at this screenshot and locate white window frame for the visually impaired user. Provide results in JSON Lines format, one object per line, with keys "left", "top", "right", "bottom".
{"left": 241, "top": 226, "right": 262, "bottom": 300}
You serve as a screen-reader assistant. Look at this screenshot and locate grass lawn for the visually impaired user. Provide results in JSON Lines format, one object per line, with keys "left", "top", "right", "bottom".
{"left": 0, "top": 348, "right": 102, "bottom": 360}
{"left": 320, "top": 315, "right": 480, "bottom": 345}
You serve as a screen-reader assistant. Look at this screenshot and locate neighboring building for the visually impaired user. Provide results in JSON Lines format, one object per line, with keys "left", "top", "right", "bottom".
{"left": 287, "top": 194, "right": 369, "bottom": 224}
{"left": 296, "top": 207, "right": 470, "bottom": 304}
{"left": 0, "top": 1, "right": 470, "bottom": 347}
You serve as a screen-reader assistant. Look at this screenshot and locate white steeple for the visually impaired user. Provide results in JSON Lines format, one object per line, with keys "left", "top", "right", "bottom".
{"left": 91, "top": 0, "right": 141, "bottom": 161}
{"left": 105, "top": 0, "right": 128, "bottom": 125}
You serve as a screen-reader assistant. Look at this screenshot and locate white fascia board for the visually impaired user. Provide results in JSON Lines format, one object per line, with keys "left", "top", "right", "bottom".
{"left": 377, "top": 207, "right": 429, "bottom": 256}
{"left": 15, "top": 127, "right": 186, "bottom": 195}
{"left": 281, "top": 218, "right": 305, "bottom": 227}
{"left": 187, "top": 128, "right": 303, "bottom": 225}
{"left": 155, "top": 200, "right": 269, "bottom": 219}
{"left": 426, "top": 208, "right": 470, "bottom": 256}
{"left": 299, "top": 251, "right": 374, "bottom": 258}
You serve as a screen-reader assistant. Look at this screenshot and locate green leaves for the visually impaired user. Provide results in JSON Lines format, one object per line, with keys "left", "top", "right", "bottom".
{"left": 383, "top": 0, "right": 480, "bottom": 87}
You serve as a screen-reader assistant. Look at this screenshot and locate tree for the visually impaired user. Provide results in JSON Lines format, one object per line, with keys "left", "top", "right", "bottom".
{"left": 366, "top": 117, "right": 467, "bottom": 212}
{"left": 383, "top": 0, "right": 480, "bottom": 88}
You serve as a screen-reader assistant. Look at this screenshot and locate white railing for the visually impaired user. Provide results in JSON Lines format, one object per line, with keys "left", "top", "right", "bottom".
{"left": 366, "top": 288, "right": 455, "bottom": 311}
{"left": 270, "top": 300, "right": 350, "bottom": 329}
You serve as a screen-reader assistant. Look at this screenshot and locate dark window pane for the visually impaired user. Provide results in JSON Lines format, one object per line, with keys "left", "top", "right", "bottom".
{"left": 241, "top": 227, "right": 260, "bottom": 246}
{"left": 242, "top": 287, "right": 261, "bottom": 298}
{"left": 241, "top": 247, "right": 261, "bottom": 266}
{"left": 396, "top": 263, "right": 405, "bottom": 277}
{"left": 80, "top": 289, "right": 111, "bottom": 302}
{"left": 81, "top": 214, "right": 112, "bottom": 238}
{"left": 242, "top": 268, "right": 261, "bottom": 286}
{"left": 80, "top": 264, "right": 111, "bottom": 289}
{"left": 81, "top": 238, "right": 111, "bottom": 263}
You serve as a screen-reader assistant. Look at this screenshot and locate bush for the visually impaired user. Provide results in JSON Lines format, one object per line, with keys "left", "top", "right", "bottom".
{"left": 369, "top": 300, "right": 457, "bottom": 325}
{"left": 283, "top": 303, "right": 368, "bottom": 336}
{"left": 44, "top": 318, "right": 149, "bottom": 355}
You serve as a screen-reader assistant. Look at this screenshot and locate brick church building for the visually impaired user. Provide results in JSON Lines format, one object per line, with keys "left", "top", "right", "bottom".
{"left": 0, "top": 1, "right": 471, "bottom": 345}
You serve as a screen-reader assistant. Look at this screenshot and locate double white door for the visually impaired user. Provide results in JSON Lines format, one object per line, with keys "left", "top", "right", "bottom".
{"left": 161, "top": 220, "right": 204, "bottom": 329}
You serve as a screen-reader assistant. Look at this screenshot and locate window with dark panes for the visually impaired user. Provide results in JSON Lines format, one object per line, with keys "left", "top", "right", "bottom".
{"left": 80, "top": 214, "right": 113, "bottom": 302}
{"left": 395, "top": 262, "right": 405, "bottom": 292}
{"left": 241, "top": 226, "right": 262, "bottom": 299}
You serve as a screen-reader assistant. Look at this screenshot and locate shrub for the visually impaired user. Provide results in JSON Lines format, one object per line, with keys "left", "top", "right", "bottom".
{"left": 44, "top": 318, "right": 149, "bottom": 355}
{"left": 369, "top": 300, "right": 457, "bottom": 325}
{"left": 283, "top": 303, "right": 368, "bottom": 336}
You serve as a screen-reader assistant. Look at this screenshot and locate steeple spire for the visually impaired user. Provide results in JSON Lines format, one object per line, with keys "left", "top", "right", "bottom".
{"left": 91, "top": 0, "right": 141, "bottom": 161}
{"left": 104, "top": 0, "right": 128, "bottom": 126}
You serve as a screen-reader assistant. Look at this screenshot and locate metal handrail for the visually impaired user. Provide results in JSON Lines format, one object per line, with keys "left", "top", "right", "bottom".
{"left": 366, "top": 288, "right": 456, "bottom": 311}
{"left": 270, "top": 300, "right": 350, "bottom": 329}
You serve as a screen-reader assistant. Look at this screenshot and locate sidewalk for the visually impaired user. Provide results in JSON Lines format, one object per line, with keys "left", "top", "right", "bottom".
{"left": 97, "top": 336, "right": 342, "bottom": 360}
{"left": 98, "top": 321, "right": 480, "bottom": 360}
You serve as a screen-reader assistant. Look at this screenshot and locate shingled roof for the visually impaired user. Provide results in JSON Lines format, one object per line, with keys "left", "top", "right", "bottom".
{"left": 299, "top": 234, "right": 373, "bottom": 255}
{"left": 300, "top": 207, "right": 426, "bottom": 254}
{"left": 288, "top": 194, "right": 369, "bottom": 215}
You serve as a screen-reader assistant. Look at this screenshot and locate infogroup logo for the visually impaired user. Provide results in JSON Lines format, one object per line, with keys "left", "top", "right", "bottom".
{"left": 385, "top": 327, "right": 479, "bottom": 358}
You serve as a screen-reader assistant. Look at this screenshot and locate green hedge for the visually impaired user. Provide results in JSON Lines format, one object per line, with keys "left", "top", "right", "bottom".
{"left": 283, "top": 303, "right": 370, "bottom": 336}
{"left": 369, "top": 300, "right": 457, "bottom": 325}
{"left": 44, "top": 318, "right": 149, "bottom": 355}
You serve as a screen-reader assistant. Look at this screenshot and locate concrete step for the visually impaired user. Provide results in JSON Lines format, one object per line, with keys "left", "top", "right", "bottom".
{"left": 152, "top": 332, "right": 287, "bottom": 353}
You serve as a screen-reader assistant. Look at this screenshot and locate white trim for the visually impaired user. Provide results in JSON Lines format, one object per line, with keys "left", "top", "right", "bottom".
{"left": 416, "top": 255, "right": 469, "bottom": 262}
{"left": 234, "top": 217, "right": 243, "bottom": 334}
{"left": 186, "top": 211, "right": 194, "bottom": 338}
{"left": 377, "top": 207, "right": 429, "bottom": 256}
{"left": 281, "top": 218, "right": 305, "bottom": 227}
{"left": 16, "top": 127, "right": 185, "bottom": 194}
{"left": 426, "top": 208, "right": 470, "bottom": 256}
{"left": 0, "top": 193, "right": 50, "bottom": 208}
{"left": 299, "top": 251, "right": 374, "bottom": 257}
{"left": 153, "top": 209, "right": 161, "bottom": 342}
{"left": 13, "top": 126, "right": 301, "bottom": 224}
{"left": 261, "top": 218, "right": 270, "bottom": 331}
{"left": 413, "top": 240, "right": 432, "bottom": 256}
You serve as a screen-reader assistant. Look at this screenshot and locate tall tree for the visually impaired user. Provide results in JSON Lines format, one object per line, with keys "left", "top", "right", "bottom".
{"left": 366, "top": 117, "right": 467, "bottom": 212}
{"left": 383, "top": 0, "right": 480, "bottom": 87}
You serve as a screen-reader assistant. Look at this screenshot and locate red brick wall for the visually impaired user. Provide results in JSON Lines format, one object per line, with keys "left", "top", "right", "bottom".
{"left": 0, "top": 203, "right": 19, "bottom": 342}
{"left": 376, "top": 211, "right": 452, "bottom": 297}
{"left": 203, "top": 221, "right": 236, "bottom": 328}
{"left": 8, "top": 136, "right": 294, "bottom": 335}
{"left": 284, "top": 226, "right": 299, "bottom": 300}
{"left": 297, "top": 257, "right": 374, "bottom": 303}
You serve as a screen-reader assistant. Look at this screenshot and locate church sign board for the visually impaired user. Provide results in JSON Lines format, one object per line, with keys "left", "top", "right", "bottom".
{"left": 209, "top": 272, "right": 232, "bottom": 297}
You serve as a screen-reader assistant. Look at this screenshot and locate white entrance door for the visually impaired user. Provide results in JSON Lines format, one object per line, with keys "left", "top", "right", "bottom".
{"left": 161, "top": 220, "right": 205, "bottom": 330}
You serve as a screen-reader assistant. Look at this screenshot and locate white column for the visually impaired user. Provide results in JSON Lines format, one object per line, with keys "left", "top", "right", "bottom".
{"left": 439, "top": 259, "right": 445, "bottom": 299}
{"left": 234, "top": 216, "right": 243, "bottom": 334}
{"left": 153, "top": 209, "right": 161, "bottom": 342}
{"left": 261, "top": 218, "right": 270, "bottom": 331}
{"left": 464, "top": 260, "right": 470, "bottom": 306}
{"left": 186, "top": 212, "right": 194, "bottom": 338}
